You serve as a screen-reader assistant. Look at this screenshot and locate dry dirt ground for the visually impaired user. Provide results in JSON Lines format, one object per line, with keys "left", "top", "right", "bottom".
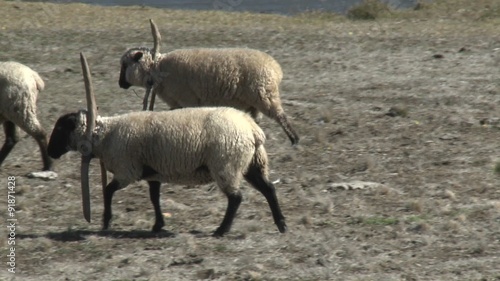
{"left": 1, "top": 1, "right": 500, "bottom": 280}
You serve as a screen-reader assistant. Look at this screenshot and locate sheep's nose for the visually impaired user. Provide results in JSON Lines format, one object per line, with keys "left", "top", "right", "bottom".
{"left": 119, "top": 79, "right": 131, "bottom": 89}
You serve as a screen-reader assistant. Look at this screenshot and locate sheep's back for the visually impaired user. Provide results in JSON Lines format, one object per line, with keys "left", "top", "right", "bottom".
{"left": 157, "top": 48, "right": 282, "bottom": 108}
{"left": 0, "top": 62, "right": 41, "bottom": 119}
{"left": 0, "top": 61, "right": 42, "bottom": 92}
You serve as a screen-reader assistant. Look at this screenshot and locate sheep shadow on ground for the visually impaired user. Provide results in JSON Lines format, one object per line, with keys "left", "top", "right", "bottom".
{"left": 17, "top": 229, "right": 176, "bottom": 242}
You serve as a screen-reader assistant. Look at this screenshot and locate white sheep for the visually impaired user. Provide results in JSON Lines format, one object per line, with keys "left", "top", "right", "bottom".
{"left": 0, "top": 61, "right": 53, "bottom": 171}
{"left": 118, "top": 19, "right": 300, "bottom": 145}
{"left": 47, "top": 53, "right": 287, "bottom": 237}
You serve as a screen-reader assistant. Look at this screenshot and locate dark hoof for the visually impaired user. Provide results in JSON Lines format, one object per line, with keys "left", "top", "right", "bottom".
{"left": 277, "top": 220, "right": 287, "bottom": 233}
{"left": 152, "top": 222, "right": 164, "bottom": 233}
{"left": 212, "top": 228, "right": 226, "bottom": 238}
{"left": 102, "top": 218, "right": 111, "bottom": 230}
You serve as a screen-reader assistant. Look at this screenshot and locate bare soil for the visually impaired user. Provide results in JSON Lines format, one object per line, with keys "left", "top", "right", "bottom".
{"left": 1, "top": 1, "right": 500, "bottom": 280}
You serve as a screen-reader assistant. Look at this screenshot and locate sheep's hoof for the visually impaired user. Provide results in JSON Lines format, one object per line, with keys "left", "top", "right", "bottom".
{"left": 212, "top": 228, "right": 226, "bottom": 238}
{"left": 277, "top": 220, "right": 287, "bottom": 233}
{"left": 102, "top": 217, "right": 111, "bottom": 230}
{"left": 152, "top": 223, "right": 164, "bottom": 233}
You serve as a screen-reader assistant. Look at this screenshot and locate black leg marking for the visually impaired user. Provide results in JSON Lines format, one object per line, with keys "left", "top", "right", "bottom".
{"left": 148, "top": 181, "right": 164, "bottom": 232}
{"left": 141, "top": 165, "right": 159, "bottom": 180}
{"left": 244, "top": 164, "right": 287, "bottom": 233}
{"left": 213, "top": 191, "right": 242, "bottom": 237}
{"left": 0, "top": 121, "right": 19, "bottom": 167}
{"left": 32, "top": 131, "right": 53, "bottom": 171}
{"left": 102, "top": 179, "right": 121, "bottom": 231}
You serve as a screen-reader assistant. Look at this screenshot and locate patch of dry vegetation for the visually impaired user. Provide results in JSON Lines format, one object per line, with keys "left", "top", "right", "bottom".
{"left": 0, "top": 0, "right": 499, "bottom": 36}
{"left": 347, "top": 0, "right": 393, "bottom": 20}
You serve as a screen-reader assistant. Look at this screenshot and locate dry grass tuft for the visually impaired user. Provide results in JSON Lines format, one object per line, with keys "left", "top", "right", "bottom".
{"left": 321, "top": 200, "right": 335, "bottom": 214}
{"left": 346, "top": 0, "right": 392, "bottom": 20}
{"left": 411, "top": 222, "right": 432, "bottom": 233}
{"left": 300, "top": 214, "right": 314, "bottom": 227}
{"left": 386, "top": 106, "right": 409, "bottom": 118}
{"left": 411, "top": 0, "right": 500, "bottom": 20}
{"left": 494, "top": 161, "right": 500, "bottom": 175}
{"left": 406, "top": 200, "right": 423, "bottom": 213}
{"left": 443, "top": 220, "right": 462, "bottom": 233}
{"left": 443, "top": 189, "right": 457, "bottom": 200}
{"left": 456, "top": 213, "right": 467, "bottom": 223}
{"left": 376, "top": 185, "right": 397, "bottom": 196}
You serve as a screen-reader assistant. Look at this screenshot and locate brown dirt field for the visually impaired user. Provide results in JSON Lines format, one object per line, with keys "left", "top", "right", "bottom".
{"left": 1, "top": 1, "right": 500, "bottom": 280}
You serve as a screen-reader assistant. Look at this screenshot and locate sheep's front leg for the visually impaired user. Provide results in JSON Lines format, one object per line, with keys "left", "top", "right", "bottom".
{"left": 213, "top": 190, "right": 242, "bottom": 237}
{"left": 148, "top": 181, "right": 165, "bottom": 232}
{"left": 102, "top": 179, "right": 121, "bottom": 230}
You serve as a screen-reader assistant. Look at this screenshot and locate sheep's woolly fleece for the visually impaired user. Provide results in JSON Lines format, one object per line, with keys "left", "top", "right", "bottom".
{"left": 75, "top": 107, "right": 266, "bottom": 190}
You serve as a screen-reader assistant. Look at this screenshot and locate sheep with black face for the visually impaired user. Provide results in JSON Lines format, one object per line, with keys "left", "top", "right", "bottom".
{"left": 119, "top": 19, "right": 299, "bottom": 145}
{"left": 48, "top": 53, "right": 287, "bottom": 237}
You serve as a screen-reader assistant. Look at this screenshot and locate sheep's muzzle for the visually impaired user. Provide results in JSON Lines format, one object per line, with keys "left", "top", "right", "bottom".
{"left": 119, "top": 65, "right": 132, "bottom": 89}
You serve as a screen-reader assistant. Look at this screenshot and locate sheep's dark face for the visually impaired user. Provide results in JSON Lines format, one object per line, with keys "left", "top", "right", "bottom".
{"left": 48, "top": 112, "right": 79, "bottom": 159}
{"left": 119, "top": 47, "right": 149, "bottom": 89}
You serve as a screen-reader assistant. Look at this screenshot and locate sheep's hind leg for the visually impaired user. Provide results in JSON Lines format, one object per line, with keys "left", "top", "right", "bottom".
{"left": 0, "top": 121, "right": 19, "bottom": 167}
{"left": 148, "top": 181, "right": 165, "bottom": 232}
{"left": 17, "top": 114, "right": 53, "bottom": 171}
{"left": 213, "top": 190, "right": 242, "bottom": 237}
{"left": 244, "top": 163, "right": 287, "bottom": 234}
{"left": 102, "top": 179, "right": 121, "bottom": 231}
{"left": 274, "top": 111, "right": 300, "bottom": 145}
{"left": 258, "top": 95, "right": 300, "bottom": 145}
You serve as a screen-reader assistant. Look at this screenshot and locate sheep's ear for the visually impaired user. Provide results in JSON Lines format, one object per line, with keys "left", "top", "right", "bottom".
{"left": 133, "top": 52, "right": 143, "bottom": 62}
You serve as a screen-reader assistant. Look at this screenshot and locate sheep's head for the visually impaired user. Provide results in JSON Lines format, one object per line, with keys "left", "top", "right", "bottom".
{"left": 119, "top": 47, "right": 154, "bottom": 89}
{"left": 51, "top": 53, "right": 101, "bottom": 223}
{"left": 120, "top": 19, "right": 162, "bottom": 111}
{"left": 48, "top": 111, "right": 88, "bottom": 159}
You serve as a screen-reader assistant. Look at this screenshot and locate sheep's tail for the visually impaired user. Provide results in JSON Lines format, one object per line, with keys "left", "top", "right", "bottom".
{"left": 248, "top": 118, "right": 268, "bottom": 179}
{"left": 248, "top": 137, "right": 269, "bottom": 180}
{"left": 32, "top": 71, "right": 45, "bottom": 92}
{"left": 250, "top": 120, "right": 266, "bottom": 148}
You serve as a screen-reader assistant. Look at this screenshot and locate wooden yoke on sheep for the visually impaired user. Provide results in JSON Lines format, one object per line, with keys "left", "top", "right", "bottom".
{"left": 143, "top": 19, "right": 161, "bottom": 111}
{"left": 79, "top": 53, "right": 107, "bottom": 222}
